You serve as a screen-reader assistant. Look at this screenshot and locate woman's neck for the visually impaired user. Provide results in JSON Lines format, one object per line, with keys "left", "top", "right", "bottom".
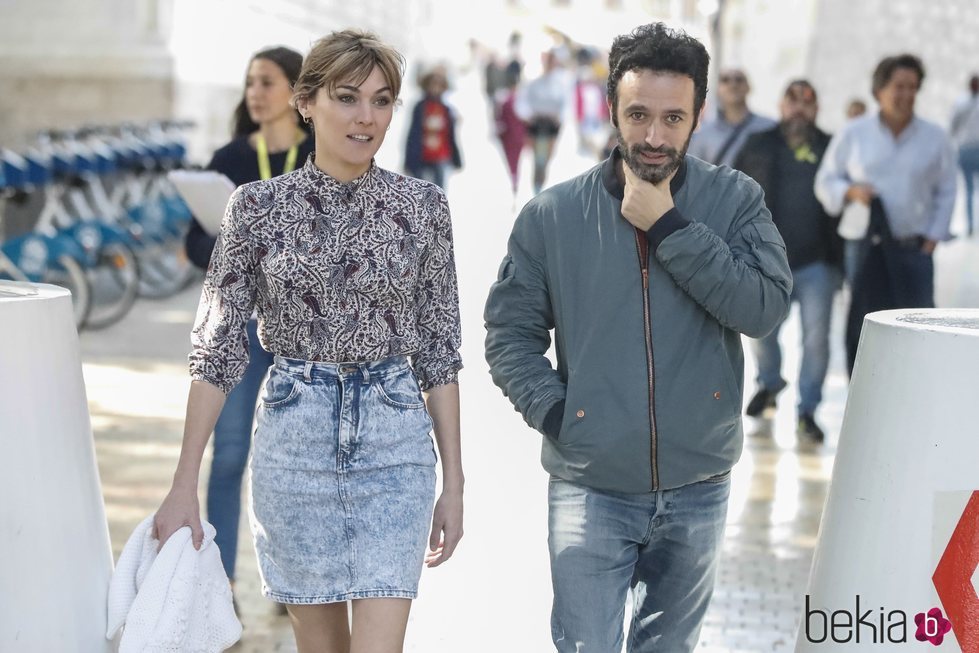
{"left": 257, "top": 116, "right": 301, "bottom": 153}
{"left": 313, "top": 148, "right": 369, "bottom": 184}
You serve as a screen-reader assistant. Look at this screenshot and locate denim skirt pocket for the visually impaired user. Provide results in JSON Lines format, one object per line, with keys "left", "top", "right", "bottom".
{"left": 375, "top": 369, "right": 426, "bottom": 409}
{"left": 260, "top": 370, "right": 302, "bottom": 409}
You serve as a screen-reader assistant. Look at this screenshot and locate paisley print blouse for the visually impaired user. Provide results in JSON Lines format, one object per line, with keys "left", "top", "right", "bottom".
{"left": 189, "top": 156, "right": 462, "bottom": 393}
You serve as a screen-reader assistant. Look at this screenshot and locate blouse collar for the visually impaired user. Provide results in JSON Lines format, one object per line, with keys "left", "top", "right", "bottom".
{"left": 300, "top": 154, "right": 377, "bottom": 199}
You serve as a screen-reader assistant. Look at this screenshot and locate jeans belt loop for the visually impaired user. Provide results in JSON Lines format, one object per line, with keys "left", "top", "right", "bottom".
{"left": 303, "top": 361, "right": 313, "bottom": 383}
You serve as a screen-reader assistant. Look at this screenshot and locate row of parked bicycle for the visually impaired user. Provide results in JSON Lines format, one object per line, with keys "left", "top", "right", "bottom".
{"left": 0, "top": 121, "right": 201, "bottom": 330}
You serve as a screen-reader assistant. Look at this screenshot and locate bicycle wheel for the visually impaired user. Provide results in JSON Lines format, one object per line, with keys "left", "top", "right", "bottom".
{"left": 42, "top": 254, "right": 92, "bottom": 329}
{"left": 137, "top": 239, "right": 197, "bottom": 299}
{"left": 83, "top": 241, "right": 140, "bottom": 330}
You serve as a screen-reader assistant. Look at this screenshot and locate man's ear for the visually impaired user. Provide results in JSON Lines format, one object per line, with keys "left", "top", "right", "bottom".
{"left": 608, "top": 100, "right": 617, "bottom": 129}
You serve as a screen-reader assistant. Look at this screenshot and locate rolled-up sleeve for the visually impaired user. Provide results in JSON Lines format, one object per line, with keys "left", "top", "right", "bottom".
{"left": 188, "top": 187, "right": 258, "bottom": 394}
{"left": 412, "top": 189, "right": 463, "bottom": 390}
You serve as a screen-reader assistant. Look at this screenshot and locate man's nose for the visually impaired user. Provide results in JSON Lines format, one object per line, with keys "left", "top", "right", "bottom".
{"left": 645, "top": 124, "right": 666, "bottom": 147}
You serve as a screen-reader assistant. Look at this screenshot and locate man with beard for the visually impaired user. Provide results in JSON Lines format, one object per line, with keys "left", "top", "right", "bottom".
{"left": 484, "top": 23, "right": 791, "bottom": 652}
{"left": 734, "top": 80, "right": 842, "bottom": 443}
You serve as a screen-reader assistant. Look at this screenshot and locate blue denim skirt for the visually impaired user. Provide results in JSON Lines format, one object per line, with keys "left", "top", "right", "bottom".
{"left": 248, "top": 355, "right": 437, "bottom": 604}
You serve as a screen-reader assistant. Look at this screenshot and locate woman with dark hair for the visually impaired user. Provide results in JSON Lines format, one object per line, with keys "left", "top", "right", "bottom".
{"left": 160, "top": 30, "right": 463, "bottom": 651}
{"left": 182, "top": 45, "right": 314, "bottom": 603}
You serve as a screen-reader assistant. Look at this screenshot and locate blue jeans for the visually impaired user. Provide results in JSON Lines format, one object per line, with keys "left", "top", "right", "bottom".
{"left": 959, "top": 145, "right": 979, "bottom": 235}
{"left": 548, "top": 474, "right": 731, "bottom": 652}
{"left": 751, "top": 261, "right": 841, "bottom": 416}
{"left": 206, "top": 318, "right": 274, "bottom": 580}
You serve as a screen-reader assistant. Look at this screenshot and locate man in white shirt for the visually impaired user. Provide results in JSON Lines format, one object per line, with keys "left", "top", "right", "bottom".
{"left": 815, "top": 54, "right": 957, "bottom": 370}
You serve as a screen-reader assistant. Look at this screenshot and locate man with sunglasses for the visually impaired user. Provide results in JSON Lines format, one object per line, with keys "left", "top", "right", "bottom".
{"left": 688, "top": 68, "right": 775, "bottom": 167}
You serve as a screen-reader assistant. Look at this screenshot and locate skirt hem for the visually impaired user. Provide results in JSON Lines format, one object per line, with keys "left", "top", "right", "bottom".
{"left": 263, "top": 588, "right": 418, "bottom": 604}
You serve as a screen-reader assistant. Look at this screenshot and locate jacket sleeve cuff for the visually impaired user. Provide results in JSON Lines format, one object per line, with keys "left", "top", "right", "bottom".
{"left": 646, "top": 207, "right": 691, "bottom": 251}
{"left": 542, "top": 400, "right": 565, "bottom": 440}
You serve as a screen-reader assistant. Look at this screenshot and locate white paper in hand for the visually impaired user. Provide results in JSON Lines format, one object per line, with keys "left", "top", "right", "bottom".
{"left": 167, "top": 170, "right": 237, "bottom": 237}
{"left": 837, "top": 201, "right": 871, "bottom": 240}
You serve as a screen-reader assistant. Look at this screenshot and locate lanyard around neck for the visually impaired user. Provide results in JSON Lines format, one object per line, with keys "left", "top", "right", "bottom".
{"left": 256, "top": 133, "right": 299, "bottom": 181}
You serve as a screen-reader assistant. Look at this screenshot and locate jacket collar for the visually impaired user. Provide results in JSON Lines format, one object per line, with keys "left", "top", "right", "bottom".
{"left": 601, "top": 146, "right": 687, "bottom": 201}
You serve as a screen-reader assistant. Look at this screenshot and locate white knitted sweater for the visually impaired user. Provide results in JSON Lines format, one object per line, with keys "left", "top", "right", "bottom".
{"left": 106, "top": 515, "right": 242, "bottom": 652}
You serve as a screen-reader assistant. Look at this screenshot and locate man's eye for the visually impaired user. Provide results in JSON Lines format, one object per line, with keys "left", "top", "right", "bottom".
{"left": 630, "top": 112, "right": 645, "bottom": 121}
{"left": 666, "top": 115, "right": 682, "bottom": 124}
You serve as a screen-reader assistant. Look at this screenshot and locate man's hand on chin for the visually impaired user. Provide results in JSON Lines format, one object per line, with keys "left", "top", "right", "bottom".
{"left": 620, "top": 161, "right": 676, "bottom": 231}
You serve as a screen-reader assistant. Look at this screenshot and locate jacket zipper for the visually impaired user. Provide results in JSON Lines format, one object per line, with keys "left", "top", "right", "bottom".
{"left": 634, "top": 228, "right": 659, "bottom": 491}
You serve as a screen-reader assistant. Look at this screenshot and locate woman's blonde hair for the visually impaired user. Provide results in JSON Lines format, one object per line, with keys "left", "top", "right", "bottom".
{"left": 292, "top": 29, "right": 405, "bottom": 106}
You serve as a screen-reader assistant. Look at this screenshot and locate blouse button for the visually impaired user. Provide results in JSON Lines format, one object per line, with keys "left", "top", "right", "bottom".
{"left": 576, "top": 409, "right": 585, "bottom": 418}
{"left": 713, "top": 391, "right": 721, "bottom": 400}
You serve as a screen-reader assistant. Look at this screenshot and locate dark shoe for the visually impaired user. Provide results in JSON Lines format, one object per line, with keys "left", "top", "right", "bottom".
{"left": 797, "top": 414, "right": 825, "bottom": 443}
{"left": 745, "top": 387, "right": 778, "bottom": 417}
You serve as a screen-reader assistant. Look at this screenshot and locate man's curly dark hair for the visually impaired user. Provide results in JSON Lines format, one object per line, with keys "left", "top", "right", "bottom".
{"left": 606, "top": 23, "right": 710, "bottom": 128}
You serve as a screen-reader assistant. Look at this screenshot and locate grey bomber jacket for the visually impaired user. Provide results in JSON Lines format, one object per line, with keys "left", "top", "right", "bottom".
{"left": 484, "top": 151, "right": 793, "bottom": 493}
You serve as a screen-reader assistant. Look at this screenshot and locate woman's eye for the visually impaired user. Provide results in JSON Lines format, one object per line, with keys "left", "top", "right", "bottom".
{"left": 338, "top": 95, "right": 356, "bottom": 104}
{"left": 374, "top": 97, "right": 392, "bottom": 107}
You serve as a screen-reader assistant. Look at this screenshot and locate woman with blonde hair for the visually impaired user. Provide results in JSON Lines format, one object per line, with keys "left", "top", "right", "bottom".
{"left": 154, "top": 29, "right": 464, "bottom": 652}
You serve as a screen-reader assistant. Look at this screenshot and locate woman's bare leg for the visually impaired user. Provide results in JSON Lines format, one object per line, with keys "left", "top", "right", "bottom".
{"left": 287, "top": 602, "right": 351, "bottom": 653}
{"left": 349, "top": 598, "right": 412, "bottom": 653}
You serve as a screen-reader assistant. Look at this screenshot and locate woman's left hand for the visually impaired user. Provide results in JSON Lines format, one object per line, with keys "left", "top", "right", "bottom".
{"left": 425, "top": 488, "right": 464, "bottom": 567}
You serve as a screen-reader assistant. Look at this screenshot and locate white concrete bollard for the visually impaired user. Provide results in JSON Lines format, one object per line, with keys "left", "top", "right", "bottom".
{"left": 796, "top": 309, "right": 979, "bottom": 651}
{"left": 0, "top": 282, "right": 114, "bottom": 652}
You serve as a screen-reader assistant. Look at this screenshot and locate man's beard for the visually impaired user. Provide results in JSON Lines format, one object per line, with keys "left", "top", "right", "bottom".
{"left": 617, "top": 128, "right": 691, "bottom": 184}
{"left": 781, "top": 117, "right": 813, "bottom": 146}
